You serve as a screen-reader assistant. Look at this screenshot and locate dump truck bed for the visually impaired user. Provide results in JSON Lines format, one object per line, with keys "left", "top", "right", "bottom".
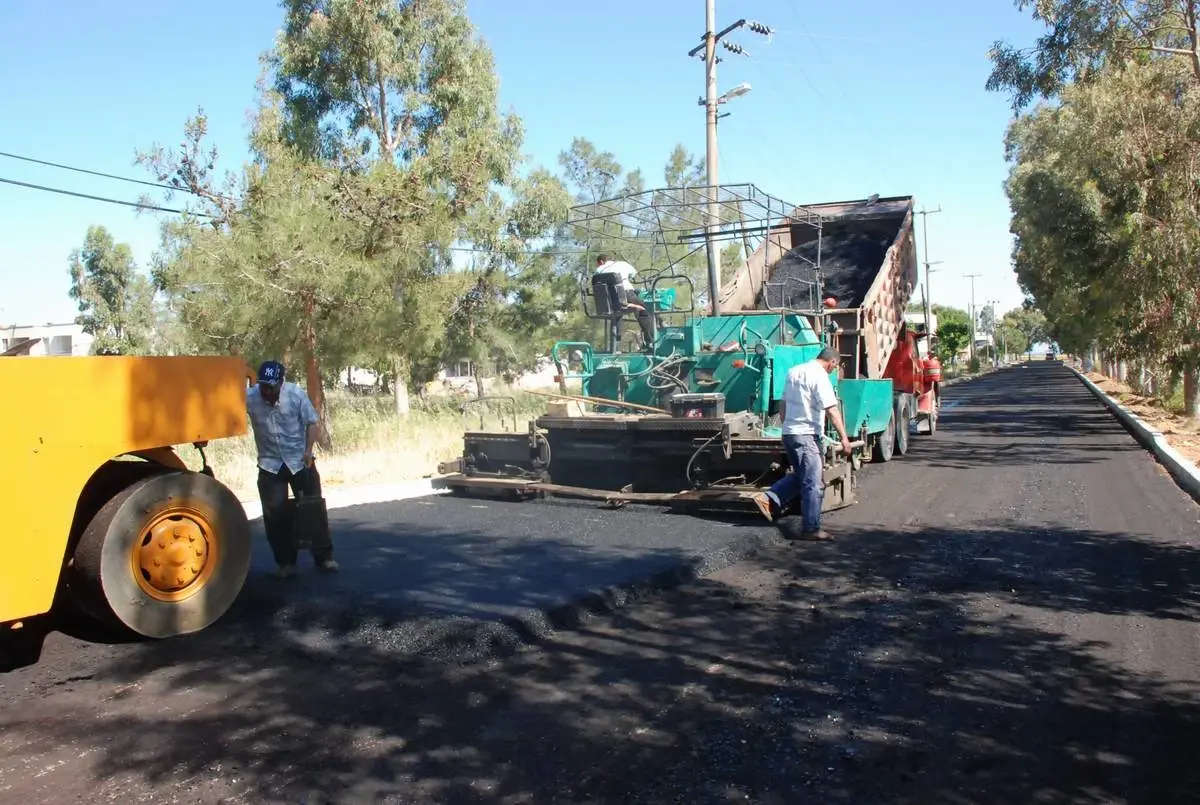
{"left": 763, "top": 197, "right": 913, "bottom": 311}
{"left": 721, "top": 195, "right": 918, "bottom": 381}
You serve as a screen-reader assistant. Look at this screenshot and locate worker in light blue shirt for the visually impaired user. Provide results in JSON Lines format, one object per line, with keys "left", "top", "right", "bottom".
{"left": 246, "top": 360, "right": 338, "bottom": 577}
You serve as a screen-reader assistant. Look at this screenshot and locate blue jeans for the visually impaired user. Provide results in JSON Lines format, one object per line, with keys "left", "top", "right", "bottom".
{"left": 768, "top": 433, "right": 823, "bottom": 533}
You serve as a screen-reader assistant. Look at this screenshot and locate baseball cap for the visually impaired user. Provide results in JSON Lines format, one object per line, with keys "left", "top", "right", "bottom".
{"left": 257, "top": 360, "right": 285, "bottom": 387}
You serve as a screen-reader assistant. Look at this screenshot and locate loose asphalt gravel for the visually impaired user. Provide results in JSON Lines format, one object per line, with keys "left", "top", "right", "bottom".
{"left": 3, "top": 361, "right": 1200, "bottom": 804}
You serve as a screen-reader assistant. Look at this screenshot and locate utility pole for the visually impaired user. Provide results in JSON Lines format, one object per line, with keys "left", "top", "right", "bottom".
{"left": 963, "top": 273, "right": 981, "bottom": 362}
{"left": 688, "top": 8, "right": 772, "bottom": 316}
{"left": 704, "top": 0, "right": 719, "bottom": 316}
{"left": 914, "top": 205, "right": 942, "bottom": 337}
{"left": 986, "top": 298, "right": 1000, "bottom": 366}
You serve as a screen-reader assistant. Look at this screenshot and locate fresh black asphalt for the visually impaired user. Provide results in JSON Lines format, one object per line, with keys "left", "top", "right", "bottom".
{"left": 232, "top": 494, "right": 776, "bottom": 659}
{"left": 7, "top": 361, "right": 1200, "bottom": 804}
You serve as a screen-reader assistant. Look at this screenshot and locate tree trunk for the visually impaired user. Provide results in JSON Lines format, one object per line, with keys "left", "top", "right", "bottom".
{"left": 393, "top": 355, "right": 411, "bottom": 416}
{"left": 473, "top": 364, "right": 485, "bottom": 398}
{"left": 302, "top": 296, "right": 332, "bottom": 450}
{"left": 1185, "top": 366, "right": 1200, "bottom": 420}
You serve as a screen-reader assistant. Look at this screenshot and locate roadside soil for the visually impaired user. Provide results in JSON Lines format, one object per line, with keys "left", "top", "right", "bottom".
{"left": 1084, "top": 369, "right": 1200, "bottom": 465}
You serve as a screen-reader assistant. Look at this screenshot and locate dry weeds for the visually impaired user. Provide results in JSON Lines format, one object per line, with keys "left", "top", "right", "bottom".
{"left": 172, "top": 386, "right": 558, "bottom": 502}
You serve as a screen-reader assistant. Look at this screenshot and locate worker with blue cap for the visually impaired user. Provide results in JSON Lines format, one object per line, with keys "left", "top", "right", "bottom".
{"left": 246, "top": 360, "right": 339, "bottom": 577}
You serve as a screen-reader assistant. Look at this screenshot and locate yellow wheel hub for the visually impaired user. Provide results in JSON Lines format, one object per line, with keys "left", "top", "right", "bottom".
{"left": 132, "top": 508, "right": 218, "bottom": 602}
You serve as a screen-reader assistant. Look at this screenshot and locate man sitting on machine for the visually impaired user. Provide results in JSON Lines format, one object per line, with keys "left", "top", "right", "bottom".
{"left": 592, "top": 254, "right": 654, "bottom": 352}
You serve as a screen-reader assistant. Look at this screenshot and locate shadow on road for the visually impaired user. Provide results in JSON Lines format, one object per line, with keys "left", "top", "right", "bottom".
{"left": 6, "top": 517, "right": 1200, "bottom": 803}
{"left": 1, "top": 495, "right": 777, "bottom": 671}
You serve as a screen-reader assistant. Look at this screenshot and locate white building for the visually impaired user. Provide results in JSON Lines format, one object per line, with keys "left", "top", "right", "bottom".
{"left": 0, "top": 322, "right": 94, "bottom": 357}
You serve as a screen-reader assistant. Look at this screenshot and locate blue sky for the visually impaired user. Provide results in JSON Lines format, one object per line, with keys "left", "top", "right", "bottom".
{"left": 0, "top": 0, "right": 1044, "bottom": 328}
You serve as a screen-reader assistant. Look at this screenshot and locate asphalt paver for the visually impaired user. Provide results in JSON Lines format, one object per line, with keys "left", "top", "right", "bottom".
{"left": 2, "top": 362, "right": 1200, "bottom": 804}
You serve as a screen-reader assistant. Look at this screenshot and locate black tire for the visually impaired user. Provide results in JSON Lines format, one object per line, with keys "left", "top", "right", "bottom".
{"left": 872, "top": 412, "right": 896, "bottom": 463}
{"left": 67, "top": 460, "right": 174, "bottom": 545}
{"left": 894, "top": 397, "right": 910, "bottom": 456}
{"left": 68, "top": 470, "right": 252, "bottom": 639}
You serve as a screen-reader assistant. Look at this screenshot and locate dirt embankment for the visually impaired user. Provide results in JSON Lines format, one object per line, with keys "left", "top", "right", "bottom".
{"left": 1085, "top": 371, "right": 1200, "bottom": 465}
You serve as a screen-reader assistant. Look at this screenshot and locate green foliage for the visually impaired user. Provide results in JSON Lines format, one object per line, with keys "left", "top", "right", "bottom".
{"left": 987, "top": 0, "right": 1200, "bottom": 112}
{"left": 140, "top": 0, "right": 525, "bottom": 401}
{"left": 133, "top": 2, "right": 771, "bottom": 414}
{"left": 936, "top": 320, "right": 971, "bottom": 363}
{"left": 991, "top": 1, "right": 1200, "bottom": 417}
{"left": 932, "top": 304, "right": 969, "bottom": 332}
{"left": 553, "top": 137, "right": 744, "bottom": 322}
{"left": 1003, "top": 59, "right": 1200, "bottom": 360}
{"left": 440, "top": 167, "right": 576, "bottom": 380}
{"left": 67, "top": 225, "right": 155, "bottom": 355}
{"left": 999, "top": 306, "right": 1046, "bottom": 354}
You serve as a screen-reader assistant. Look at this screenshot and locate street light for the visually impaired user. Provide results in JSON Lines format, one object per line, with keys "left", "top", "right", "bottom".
{"left": 697, "top": 83, "right": 753, "bottom": 107}
{"left": 720, "top": 82, "right": 752, "bottom": 102}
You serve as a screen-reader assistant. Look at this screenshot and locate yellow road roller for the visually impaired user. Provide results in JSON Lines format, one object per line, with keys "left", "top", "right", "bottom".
{"left": 0, "top": 355, "right": 255, "bottom": 640}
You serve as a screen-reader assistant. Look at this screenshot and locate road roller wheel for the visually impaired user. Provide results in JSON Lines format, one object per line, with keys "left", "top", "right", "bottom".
{"left": 68, "top": 470, "right": 252, "bottom": 639}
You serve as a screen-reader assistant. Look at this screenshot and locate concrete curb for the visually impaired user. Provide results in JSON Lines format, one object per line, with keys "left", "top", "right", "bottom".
{"left": 1068, "top": 365, "right": 1200, "bottom": 505}
{"left": 238, "top": 476, "right": 449, "bottom": 522}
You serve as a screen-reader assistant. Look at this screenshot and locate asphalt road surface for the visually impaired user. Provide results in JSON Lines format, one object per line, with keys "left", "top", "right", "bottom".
{"left": 3, "top": 361, "right": 1200, "bottom": 804}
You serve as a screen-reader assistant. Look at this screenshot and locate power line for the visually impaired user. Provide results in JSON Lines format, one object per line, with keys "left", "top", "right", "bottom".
{"left": 444, "top": 245, "right": 590, "bottom": 255}
{"left": 0, "top": 176, "right": 214, "bottom": 217}
{"left": 0, "top": 149, "right": 181, "bottom": 193}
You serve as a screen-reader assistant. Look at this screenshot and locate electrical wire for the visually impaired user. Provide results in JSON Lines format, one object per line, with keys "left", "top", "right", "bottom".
{"left": 0, "top": 176, "right": 216, "bottom": 217}
{"left": 0, "top": 149, "right": 184, "bottom": 193}
{"left": 0, "top": 173, "right": 601, "bottom": 260}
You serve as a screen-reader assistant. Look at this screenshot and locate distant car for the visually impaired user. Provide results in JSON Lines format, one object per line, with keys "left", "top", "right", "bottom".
{"left": 1048, "top": 350, "right": 1058, "bottom": 361}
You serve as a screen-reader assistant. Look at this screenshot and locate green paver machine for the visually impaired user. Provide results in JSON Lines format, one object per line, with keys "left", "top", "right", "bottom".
{"left": 437, "top": 184, "right": 934, "bottom": 515}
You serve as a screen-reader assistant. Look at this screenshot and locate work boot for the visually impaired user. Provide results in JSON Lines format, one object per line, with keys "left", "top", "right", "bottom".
{"left": 316, "top": 558, "right": 340, "bottom": 572}
{"left": 800, "top": 529, "right": 832, "bottom": 541}
{"left": 273, "top": 564, "right": 296, "bottom": 579}
{"left": 751, "top": 492, "right": 779, "bottom": 522}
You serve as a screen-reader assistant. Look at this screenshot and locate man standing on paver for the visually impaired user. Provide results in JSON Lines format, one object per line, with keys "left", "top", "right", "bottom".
{"left": 246, "top": 360, "right": 339, "bottom": 577}
{"left": 752, "top": 345, "right": 853, "bottom": 540}
{"left": 593, "top": 254, "right": 655, "bottom": 350}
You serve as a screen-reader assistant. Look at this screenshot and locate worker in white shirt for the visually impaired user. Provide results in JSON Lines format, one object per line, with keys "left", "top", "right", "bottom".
{"left": 594, "top": 254, "right": 654, "bottom": 349}
{"left": 751, "top": 346, "right": 853, "bottom": 540}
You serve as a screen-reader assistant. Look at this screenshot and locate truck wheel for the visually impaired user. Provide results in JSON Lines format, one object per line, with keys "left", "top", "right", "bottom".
{"left": 68, "top": 470, "right": 252, "bottom": 639}
{"left": 872, "top": 413, "right": 895, "bottom": 463}
{"left": 894, "top": 398, "right": 910, "bottom": 456}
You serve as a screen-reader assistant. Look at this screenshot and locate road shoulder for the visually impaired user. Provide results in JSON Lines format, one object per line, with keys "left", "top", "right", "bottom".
{"left": 1068, "top": 363, "right": 1200, "bottom": 504}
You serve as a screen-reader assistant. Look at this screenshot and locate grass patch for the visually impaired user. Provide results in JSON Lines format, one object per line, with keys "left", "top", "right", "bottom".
{"left": 175, "top": 387, "right": 555, "bottom": 502}
{"left": 1162, "top": 384, "right": 1187, "bottom": 416}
